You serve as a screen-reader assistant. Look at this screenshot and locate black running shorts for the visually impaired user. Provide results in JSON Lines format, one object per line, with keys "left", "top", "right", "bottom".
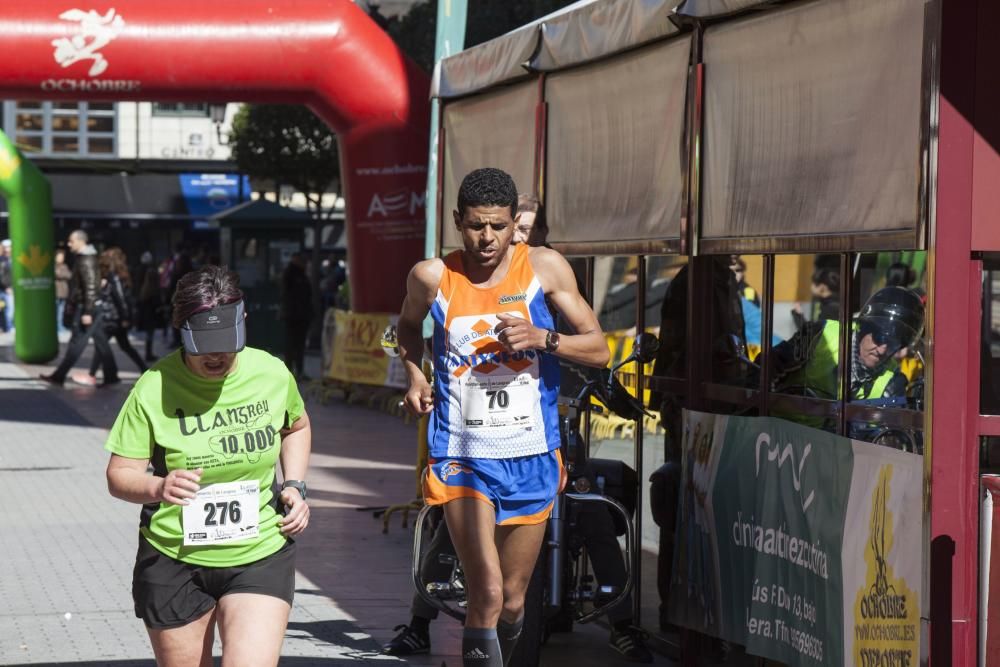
{"left": 132, "top": 535, "right": 296, "bottom": 629}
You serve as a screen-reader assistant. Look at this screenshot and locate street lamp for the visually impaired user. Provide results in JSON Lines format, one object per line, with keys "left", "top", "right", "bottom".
{"left": 209, "top": 103, "right": 229, "bottom": 145}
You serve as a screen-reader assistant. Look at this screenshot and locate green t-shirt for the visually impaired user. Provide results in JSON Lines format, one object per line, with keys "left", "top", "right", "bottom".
{"left": 105, "top": 347, "right": 306, "bottom": 567}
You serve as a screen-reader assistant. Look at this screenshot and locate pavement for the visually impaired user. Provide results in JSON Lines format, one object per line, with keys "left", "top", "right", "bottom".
{"left": 0, "top": 329, "right": 678, "bottom": 667}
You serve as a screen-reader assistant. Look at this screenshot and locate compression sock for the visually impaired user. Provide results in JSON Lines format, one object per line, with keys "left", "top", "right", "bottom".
{"left": 409, "top": 615, "right": 430, "bottom": 635}
{"left": 462, "top": 627, "right": 503, "bottom": 667}
{"left": 497, "top": 615, "right": 524, "bottom": 667}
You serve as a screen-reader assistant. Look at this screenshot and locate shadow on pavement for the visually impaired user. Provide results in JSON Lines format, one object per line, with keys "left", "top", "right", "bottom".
{"left": 0, "top": 388, "right": 92, "bottom": 426}
{"left": 286, "top": 617, "right": 390, "bottom": 659}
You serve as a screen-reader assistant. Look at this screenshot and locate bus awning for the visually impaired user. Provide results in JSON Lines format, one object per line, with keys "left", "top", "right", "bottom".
{"left": 432, "top": 0, "right": 680, "bottom": 100}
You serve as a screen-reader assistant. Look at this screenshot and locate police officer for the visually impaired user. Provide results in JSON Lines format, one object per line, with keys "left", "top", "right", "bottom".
{"left": 772, "top": 285, "right": 925, "bottom": 405}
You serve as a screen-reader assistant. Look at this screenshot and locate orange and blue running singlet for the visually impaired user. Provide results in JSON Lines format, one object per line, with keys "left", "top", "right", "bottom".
{"left": 429, "top": 243, "right": 560, "bottom": 459}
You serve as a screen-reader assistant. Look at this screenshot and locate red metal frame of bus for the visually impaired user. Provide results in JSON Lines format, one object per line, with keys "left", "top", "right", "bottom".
{"left": 930, "top": 0, "right": 1000, "bottom": 663}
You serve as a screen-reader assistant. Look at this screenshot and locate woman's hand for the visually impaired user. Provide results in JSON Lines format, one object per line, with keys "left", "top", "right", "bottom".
{"left": 157, "top": 468, "right": 203, "bottom": 505}
{"left": 278, "top": 486, "right": 310, "bottom": 535}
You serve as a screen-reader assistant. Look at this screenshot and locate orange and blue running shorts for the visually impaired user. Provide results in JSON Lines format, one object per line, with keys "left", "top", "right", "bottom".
{"left": 423, "top": 450, "right": 564, "bottom": 525}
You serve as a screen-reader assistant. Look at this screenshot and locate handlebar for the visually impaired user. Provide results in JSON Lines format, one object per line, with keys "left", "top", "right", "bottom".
{"left": 562, "top": 338, "right": 657, "bottom": 422}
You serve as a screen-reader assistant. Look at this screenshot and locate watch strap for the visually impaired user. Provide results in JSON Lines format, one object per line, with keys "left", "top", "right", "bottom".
{"left": 281, "top": 479, "right": 307, "bottom": 500}
{"left": 545, "top": 330, "right": 560, "bottom": 353}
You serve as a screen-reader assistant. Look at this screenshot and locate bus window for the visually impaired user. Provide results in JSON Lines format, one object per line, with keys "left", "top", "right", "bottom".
{"left": 594, "top": 256, "right": 638, "bottom": 336}
{"left": 555, "top": 255, "right": 592, "bottom": 402}
{"left": 769, "top": 255, "right": 842, "bottom": 411}
{"left": 981, "top": 256, "right": 1000, "bottom": 414}
{"left": 846, "top": 251, "right": 926, "bottom": 450}
{"left": 590, "top": 255, "right": 639, "bottom": 456}
{"left": 711, "top": 254, "right": 762, "bottom": 388}
{"left": 645, "top": 256, "right": 685, "bottom": 406}
{"left": 647, "top": 257, "right": 689, "bottom": 384}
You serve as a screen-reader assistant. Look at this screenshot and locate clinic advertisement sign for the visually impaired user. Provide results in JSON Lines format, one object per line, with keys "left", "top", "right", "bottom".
{"left": 327, "top": 310, "right": 407, "bottom": 389}
{"left": 667, "top": 411, "right": 922, "bottom": 666}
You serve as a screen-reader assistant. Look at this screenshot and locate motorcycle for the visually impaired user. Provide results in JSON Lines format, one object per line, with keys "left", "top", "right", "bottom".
{"left": 401, "top": 329, "right": 660, "bottom": 666}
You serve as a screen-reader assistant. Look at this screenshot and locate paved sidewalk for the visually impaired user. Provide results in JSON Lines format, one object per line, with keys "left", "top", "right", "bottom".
{"left": 0, "top": 333, "right": 675, "bottom": 666}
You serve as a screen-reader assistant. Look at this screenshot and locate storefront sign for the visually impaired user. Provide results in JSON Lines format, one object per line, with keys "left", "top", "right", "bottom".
{"left": 668, "top": 410, "right": 922, "bottom": 666}
{"left": 178, "top": 173, "right": 250, "bottom": 218}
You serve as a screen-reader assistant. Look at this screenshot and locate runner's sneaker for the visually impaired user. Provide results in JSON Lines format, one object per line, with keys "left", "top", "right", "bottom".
{"left": 382, "top": 624, "right": 431, "bottom": 656}
{"left": 609, "top": 626, "right": 654, "bottom": 663}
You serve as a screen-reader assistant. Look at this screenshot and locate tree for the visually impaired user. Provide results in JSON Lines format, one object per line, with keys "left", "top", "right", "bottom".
{"left": 228, "top": 104, "right": 340, "bottom": 219}
{"left": 228, "top": 104, "right": 340, "bottom": 339}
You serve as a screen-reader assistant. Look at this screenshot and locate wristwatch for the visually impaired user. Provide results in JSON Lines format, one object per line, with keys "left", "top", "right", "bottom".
{"left": 281, "top": 479, "right": 308, "bottom": 500}
{"left": 545, "top": 330, "right": 560, "bottom": 353}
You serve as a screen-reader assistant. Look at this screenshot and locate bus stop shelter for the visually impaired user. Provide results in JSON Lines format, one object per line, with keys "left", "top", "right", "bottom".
{"left": 212, "top": 198, "right": 311, "bottom": 354}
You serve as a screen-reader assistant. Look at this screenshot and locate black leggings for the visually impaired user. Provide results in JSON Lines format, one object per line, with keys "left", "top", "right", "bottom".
{"left": 90, "top": 328, "right": 148, "bottom": 376}
{"left": 51, "top": 314, "right": 117, "bottom": 383}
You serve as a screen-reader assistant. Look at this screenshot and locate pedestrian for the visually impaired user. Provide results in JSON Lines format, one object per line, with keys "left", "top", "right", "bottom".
{"left": 54, "top": 248, "right": 72, "bottom": 334}
{"left": 0, "top": 239, "right": 11, "bottom": 332}
{"left": 74, "top": 247, "right": 148, "bottom": 386}
{"left": 396, "top": 168, "right": 609, "bottom": 667}
{"left": 318, "top": 256, "right": 345, "bottom": 314}
{"left": 39, "top": 230, "right": 119, "bottom": 387}
{"left": 281, "top": 252, "right": 313, "bottom": 380}
{"left": 168, "top": 245, "right": 194, "bottom": 348}
{"left": 135, "top": 251, "right": 161, "bottom": 362}
{"left": 104, "top": 264, "right": 312, "bottom": 667}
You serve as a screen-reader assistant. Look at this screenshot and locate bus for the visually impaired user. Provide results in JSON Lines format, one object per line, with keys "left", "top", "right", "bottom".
{"left": 430, "top": 0, "right": 992, "bottom": 664}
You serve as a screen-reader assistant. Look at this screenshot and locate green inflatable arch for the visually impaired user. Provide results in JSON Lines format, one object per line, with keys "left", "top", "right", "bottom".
{"left": 0, "top": 131, "right": 56, "bottom": 363}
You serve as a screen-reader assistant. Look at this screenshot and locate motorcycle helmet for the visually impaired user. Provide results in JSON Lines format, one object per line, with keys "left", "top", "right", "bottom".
{"left": 857, "top": 286, "right": 925, "bottom": 354}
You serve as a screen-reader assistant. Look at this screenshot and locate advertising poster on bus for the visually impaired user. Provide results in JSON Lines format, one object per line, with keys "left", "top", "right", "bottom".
{"left": 667, "top": 410, "right": 922, "bottom": 666}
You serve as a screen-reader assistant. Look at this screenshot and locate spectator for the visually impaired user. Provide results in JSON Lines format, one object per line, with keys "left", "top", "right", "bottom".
{"left": 648, "top": 256, "right": 748, "bottom": 641}
{"left": 39, "top": 230, "right": 118, "bottom": 387}
{"left": 134, "top": 251, "right": 161, "bottom": 362}
{"left": 167, "top": 244, "right": 194, "bottom": 348}
{"left": 514, "top": 193, "right": 549, "bottom": 247}
{"left": 730, "top": 255, "right": 759, "bottom": 307}
{"left": 281, "top": 252, "right": 313, "bottom": 380}
{"left": 75, "top": 247, "right": 148, "bottom": 386}
{"left": 54, "top": 248, "right": 72, "bottom": 334}
{"left": 791, "top": 266, "right": 840, "bottom": 330}
{"left": 0, "top": 239, "right": 11, "bottom": 332}
{"left": 886, "top": 262, "right": 917, "bottom": 289}
{"left": 319, "top": 256, "right": 345, "bottom": 314}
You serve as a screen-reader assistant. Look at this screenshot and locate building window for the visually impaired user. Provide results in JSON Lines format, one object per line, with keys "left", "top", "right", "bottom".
{"left": 4, "top": 101, "right": 116, "bottom": 157}
{"left": 152, "top": 103, "right": 210, "bottom": 117}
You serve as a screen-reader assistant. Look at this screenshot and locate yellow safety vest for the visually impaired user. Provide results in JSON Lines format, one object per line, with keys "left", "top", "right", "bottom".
{"left": 774, "top": 320, "right": 896, "bottom": 427}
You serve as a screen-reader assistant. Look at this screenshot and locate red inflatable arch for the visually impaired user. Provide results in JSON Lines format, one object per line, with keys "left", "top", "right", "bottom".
{"left": 0, "top": 0, "right": 430, "bottom": 313}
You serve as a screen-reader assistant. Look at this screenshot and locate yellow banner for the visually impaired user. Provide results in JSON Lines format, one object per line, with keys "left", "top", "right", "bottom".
{"left": 326, "top": 310, "right": 406, "bottom": 388}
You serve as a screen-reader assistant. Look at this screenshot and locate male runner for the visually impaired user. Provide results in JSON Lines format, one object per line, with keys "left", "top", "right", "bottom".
{"left": 397, "top": 168, "right": 609, "bottom": 667}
